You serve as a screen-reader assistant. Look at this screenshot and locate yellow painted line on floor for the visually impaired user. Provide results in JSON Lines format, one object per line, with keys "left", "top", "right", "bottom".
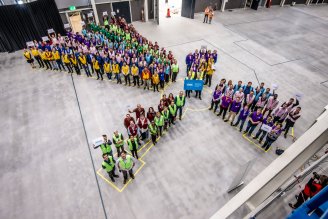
{"left": 242, "top": 133, "right": 270, "bottom": 152}
{"left": 97, "top": 168, "right": 122, "bottom": 193}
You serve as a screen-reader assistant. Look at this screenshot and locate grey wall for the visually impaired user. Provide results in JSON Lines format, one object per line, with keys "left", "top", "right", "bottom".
{"left": 225, "top": 0, "right": 246, "bottom": 9}
{"left": 271, "top": 0, "right": 282, "bottom": 5}
{"left": 195, "top": 0, "right": 222, "bottom": 13}
{"left": 60, "top": 13, "right": 68, "bottom": 24}
{"left": 131, "top": 0, "right": 144, "bottom": 22}
{"left": 181, "top": 0, "right": 195, "bottom": 19}
{"left": 55, "top": 0, "right": 89, "bottom": 10}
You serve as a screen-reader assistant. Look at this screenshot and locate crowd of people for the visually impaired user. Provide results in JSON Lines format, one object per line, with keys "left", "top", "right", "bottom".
{"left": 208, "top": 78, "right": 302, "bottom": 151}
{"left": 23, "top": 15, "right": 180, "bottom": 92}
{"left": 99, "top": 91, "right": 186, "bottom": 184}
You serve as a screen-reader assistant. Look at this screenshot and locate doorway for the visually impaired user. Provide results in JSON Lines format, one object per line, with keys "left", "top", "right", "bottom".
{"left": 69, "top": 12, "right": 82, "bottom": 33}
{"left": 112, "top": 1, "right": 132, "bottom": 23}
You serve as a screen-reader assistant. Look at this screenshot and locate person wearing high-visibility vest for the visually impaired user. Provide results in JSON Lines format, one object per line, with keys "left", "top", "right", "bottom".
{"left": 44, "top": 48, "right": 54, "bottom": 70}
{"left": 112, "top": 131, "right": 125, "bottom": 157}
{"left": 168, "top": 101, "right": 177, "bottom": 125}
{"left": 161, "top": 106, "right": 170, "bottom": 130}
{"left": 112, "top": 60, "right": 121, "bottom": 84}
{"left": 70, "top": 55, "right": 80, "bottom": 75}
{"left": 100, "top": 134, "right": 113, "bottom": 157}
{"left": 171, "top": 59, "right": 179, "bottom": 82}
{"left": 148, "top": 120, "right": 158, "bottom": 145}
{"left": 185, "top": 72, "right": 193, "bottom": 98}
{"left": 142, "top": 67, "right": 150, "bottom": 90}
{"left": 152, "top": 71, "right": 160, "bottom": 92}
{"left": 194, "top": 75, "right": 203, "bottom": 100}
{"left": 31, "top": 47, "right": 44, "bottom": 68}
{"left": 103, "top": 16, "right": 110, "bottom": 29}
{"left": 79, "top": 53, "right": 91, "bottom": 77}
{"left": 92, "top": 57, "right": 102, "bottom": 80}
{"left": 127, "top": 135, "right": 139, "bottom": 159}
{"left": 174, "top": 91, "right": 186, "bottom": 120}
{"left": 52, "top": 48, "right": 65, "bottom": 71}
{"left": 116, "top": 152, "right": 135, "bottom": 184}
{"left": 23, "top": 49, "right": 36, "bottom": 69}
{"left": 103, "top": 60, "right": 112, "bottom": 80}
{"left": 41, "top": 50, "right": 52, "bottom": 70}
{"left": 122, "top": 62, "right": 131, "bottom": 86}
{"left": 63, "top": 53, "right": 73, "bottom": 73}
{"left": 131, "top": 63, "right": 140, "bottom": 87}
{"left": 154, "top": 112, "right": 164, "bottom": 136}
{"left": 102, "top": 154, "right": 119, "bottom": 182}
{"left": 204, "top": 57, "right": 215, "bottom": 87}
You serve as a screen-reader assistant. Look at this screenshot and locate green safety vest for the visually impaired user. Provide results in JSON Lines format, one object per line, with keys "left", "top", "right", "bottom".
{"left": 104, "top": 20, "right": 109, "bottom": 26}
{"left": 102, "top": 156, "right": 115, "bottom": 172}
{"left": 118, "top": 155, "right": 133, "bottom": 170}
{"left": 176, "top": 96, "right": 185, "bottom": 107}
{"left": 162, "top": 110, "right": 170, "bottom": 120}
{"left": 127, "top": 138, "right": 138, "bottom": 151}
{"left": 155, "top": 115, "right": 164, "bottom": 126}
{"left": 100, "top": 142, "right": 112, "bottom": 154}
{"left": 125, "top": 33, "right": 131, "bottom": 41}
{"left": 169, "top": 104, "right": 177, "bottom": 115}
{"left": 149, "top": 123, "right": 157, "bottom": 135}
{"left": 113, "top": 133, "right": 124, "bottom": 148}
{"left": 172, "top": 64, "right": 179, "bottom": 72}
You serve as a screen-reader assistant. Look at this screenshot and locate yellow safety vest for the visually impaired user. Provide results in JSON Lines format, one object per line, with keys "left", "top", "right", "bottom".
{"left": 31, "top": 49, "right": 39, "bottom": 57}
{"left": 112, "top": 64, "right": 119, "bottom": 74}
{"left": 131, "top": 66, "right": 139, "bottom": 76}
{"left": 63, "top": 55, "right": 70, "bottom": 63}
{"left": 122, "top": 65, "right": 129, "bottom": 75}
{"left": 93, "top": 60, "right": 100, "bottom": 70}
{"left": 104, "top": 63, "right": 111, "bottom": 73}
{"left": 79, "top": 55, "right": 87, "bottom": 65}
{"left": 53, "top": 51, "right": 60, "bottom": 60}
{"left": 24, "top": 51, "right": 31, "bottom": 60}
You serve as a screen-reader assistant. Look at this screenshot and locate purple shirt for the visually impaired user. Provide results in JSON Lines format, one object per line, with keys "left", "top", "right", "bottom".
{"left": 251, "top": 112, "right": 263, "bottom": 123}
{"left": 230, "top": 101, "right": 241, "bottom": 113}
{"left": 221, "top": 96, "right": 232, "bottom": 108}
{"left": 238, "top": 109, "right": 250, "bottom": 120}
{"left": 212, "top": 90, "right": 222, "bottom": 101}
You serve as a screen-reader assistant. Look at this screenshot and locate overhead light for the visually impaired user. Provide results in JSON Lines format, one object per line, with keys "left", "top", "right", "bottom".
{"left": 17, "top": 0, "right": 23, "bottom": 4}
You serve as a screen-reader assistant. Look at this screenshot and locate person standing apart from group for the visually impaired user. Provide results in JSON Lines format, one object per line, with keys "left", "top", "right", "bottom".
{"left": 203, "top": 6, "right": 210, "bottom": 23}
{"left": 175, "top": 91, "right": 186, "bottom": 120}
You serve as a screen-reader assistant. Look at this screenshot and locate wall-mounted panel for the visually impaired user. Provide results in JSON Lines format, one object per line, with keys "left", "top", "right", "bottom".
{"left": 96, "top": 3, "right": 112, "bottom": 25}
{"left": 225, "top": 0, "right": 246, "bottom": 9}
{"left": 112, "top": 1, "right": 131, "bottom": 23}
{"left": 54, "top": 0, "right": 89, "bottom": 10}
{"left": 181, "top": 0, "right": 195, "bottom": 18}
{"left": 131, "top": 0, "right": 144, "bottom": 21}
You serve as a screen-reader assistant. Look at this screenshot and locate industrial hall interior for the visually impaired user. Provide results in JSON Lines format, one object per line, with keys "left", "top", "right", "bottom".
{"left": 1, "top": 0, "right": 328, "bottom": 218}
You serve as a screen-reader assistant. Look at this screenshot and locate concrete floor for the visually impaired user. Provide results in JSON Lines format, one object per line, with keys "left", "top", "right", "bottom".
{"left": 1, "top": 4, "right": 328, "bottom": 219}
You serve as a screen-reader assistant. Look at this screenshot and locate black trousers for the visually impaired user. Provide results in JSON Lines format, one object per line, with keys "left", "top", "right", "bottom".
{"left": 133, "top": 75, "right": 140, "bottom": 86}
{"left": 131, "top": 149, "right": 138, "bottom": 159}
{"left": 160, "top": 80, "right": 165, "bottom": 88}
{"left": 177, "top": 106, "right": 183, "bottom": 119}
{"left": 88, "top": 63, "right": 94, "bottom": 73}
{"left": 124, "top": 74, "right": 131, "bottom": 85}
{"left": 284, "top": 119, "right": 295, "bottom": 136}
{"left": 122, "top": 169, "right": 134, "bottom": 181}
{"left": 170, "top": 114, "right": 176, "bottom": 124}
{"left": 35, "top": 56, "right": 44, "bottom": 68}
{"left": 153, "top": 84, "right": 159, "bottom": 92}
{"left": 95, "top": 69, "right": 103, "bottom": 80}
{"left": 293, "top": 191, "right": 308, "bottom": 208}
{"left": 210, "top": 100, "right": 219, "bottom": 112}
{"left": 107, "top": 166, "right": 117, "bottom": 181}
{"left": 73, "top": 64, "right": 80, "bottom": 75}
{"left": 44, "top": 60, "right": 52, "bottom": 70}
{"left": 185, "top": 90, "right": 191, "bottom": 97}
{"left": 273, "top": 116, "right": 284, "bottom": 124}
{"left": 56, "top": 60, "right": 66, "bottom": 71}
{"left": 195, "top": 90, "right": 202, "bottom": 98}
{"left": 151, "top": 134, "right": 157, "bottom": 144}
{"left": 116, "top": 146, "right": 125, "bottom": 157}
{"left": 172, "top": 72, "right": 178, "bottom": 82}
{"left": 204, "top": 14, "right": 208, "bottom": 23}
{"left": 218, "top": 106, "right": 228, "bottom": 119}
{"left": 205, "top": 74, "right": 212, "bottom": 87}
{"left": 262, "top": 137, "right": 276, "bottom": 151}
{"left": 157, "top": 126, "right": 163, "bottom": 136}
{"left": 65, "top": 63, "right": 72, "bottom": 73}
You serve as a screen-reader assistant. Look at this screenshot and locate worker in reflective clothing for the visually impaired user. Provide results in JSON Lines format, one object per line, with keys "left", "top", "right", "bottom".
{"left": 168, "top": 101, "right": 177, "bottom": 125}
{"left": 149, "top": 120, "right": 158, "bottom": 145}
{"left": 154, "top": 111, "right": 164, "bottom": 136}
{"left": 116, "top": 152, "right": 135, "bottom": 184}
{"left": 127, "top": 135, "right": 139, "bottom": 159}
{"left": 175, "top": 91, "right": 186, "bottom": 120}
{"left": 100, "top": 134, "right": 113, "bottom": 157}
{"left": 102, "top": 154, "right": 119, "bottom": 182}
{"left": 161, "top": 106, "right": 170, "bottom": 130}
{"left": 112, "top": 131, "right": 125, "bottom": 157}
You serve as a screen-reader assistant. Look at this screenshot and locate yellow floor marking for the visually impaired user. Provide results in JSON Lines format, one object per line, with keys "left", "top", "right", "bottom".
{"left": 242, "top": 133, "right": 271, "bottom": 152}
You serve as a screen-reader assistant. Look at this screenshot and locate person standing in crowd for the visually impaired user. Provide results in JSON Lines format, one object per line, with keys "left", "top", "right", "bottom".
{"left": 102, "top": 154, "right": 119, "bottom": 182}
{"left": 234, "top": 88, "right": 245, "bottom": 103}
{"left": 245, "top": 90, "right": 255, "bottom": 107}
{"left": 127, "top": 135, "right": 139, "bottom": 159}
{"left": 253, "top": 115, "right": 274, "bottom": 144}
{"left": 137, "top": 114, "right": 149, "bottom": 141}
{"left": 53, "top": 48, "right": 65, "bottom": 71}
{"left": 203, "top": 6, "right": 210, "bottom": 23}
{"left": 171, "top": 59, "right": 179, "bottom": 82}
{"left": 142, "top": 66, "right": 150, "bottom": 90}
{"left": 31, "top": 47, "right": 44, "bottom": 68}
{"left": 100, "top": 134, "right": 113, "bottom": 157}
{"left": 217, "top": 94, "right": 232, "bottom": 120}
{"left": 79, "top": 53, "right": 91, "bottom": 77}
{"left": 244, "top": 108, "right": 263, "bottom": 137}
{"left": 127, "top": 120, "right": 139, "bottom": 139}
{"left": 44, "top": 48, "right": 53, "bottom": 70}
{"left": 162, "top": 106, "right": 170, "bottom": 130}
{"left": 185, "top": 72, "right": 193, "bottom": 98}
{"left": 242, "top": 81, "right": 253, "bottom": 98}
{"left": 154, "top": 112, "right": 164, "bottom": 136}
{"left": 233, "top": 105, "right": 250, "bottom": 132}
{"left": 131, "top": 63, "right": 140, "bottom": 87}
{"left": 152, "top": 71, "right": 160, "bottom": 92}
{"left": 233, "top": 81, "right": 243, "bottom": 93}
{"left": 208, "top": 7, "right": 214, "bottom": 24}
{"left": 272, "top": 103, "right": 289, "bottom": 124}
{"left": 283, "top": 97, "right": 300, "bottom": 113}
{"left": 92, "top": 57, "right": 102, "bottom": 79}
{"left": 63, "top": 53, "right": 72, "bottom": 73}
{"left": 253, "top": 93, "right": 267, "bottom": 111}
{"left": 175, "top": 91, "right": 186, "bottom": 120}
{"left": 129, "top": 104, "right": 145, "bottom": 120}
{"left": 147, "top": 107, "right": 156, "bottom": 122}
{"left": 149, "top": 120, "right": 158, "bottom": 145}
{"left": 283, "top": 106, "right": 301, "bottom": 138}
{"left": 122, "top": 62, "right": 131, "bottom": 86}
{"left": 169, "top": 101, "right": 177, "bottom": 125}
{"left": 261, "top": 124, "right": 282, "bottom": 151}
{"left": 158, "top": 100, "right": 165, "bottom": 113}
{"left": 204, "top": 57, "right": 215, "bottom": 87}
{"left": 185, "top": 52, "right": 194, "bottom": 73}
{"left": 209, "top": 85, "right": 223, "bottom": 113}
{"left": 263, "top": 94, "right": 279, "bottom": 117}
{"left": 23, "top": 49, "right": 36, "bottom": 69}
{"left": 112, "top": 60, "right": 121, "bottom": 84}
{"left": 289, "top": 172, "right": 328, "bottom": 209}
{"left": 195, "top": 75, "right": 203, "bottom": 100}
{"left": 124, "top": 114, "right": 135, "bottom": 131}
{"left": 70, "top": 55, "right": 81, "bottom": 75}
{"left": 225, "top": 97, "right": 241, "bottom": 125}
{"left": 116, "top": 152, "right": 135, "bottom": 184}
{"left": 112, "top": 130, "right": 125, "bottom": 157}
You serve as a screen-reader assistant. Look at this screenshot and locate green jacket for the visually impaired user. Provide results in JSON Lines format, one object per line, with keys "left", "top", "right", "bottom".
{"left": 102, "top": 156, "right": 115, "bottom": 172}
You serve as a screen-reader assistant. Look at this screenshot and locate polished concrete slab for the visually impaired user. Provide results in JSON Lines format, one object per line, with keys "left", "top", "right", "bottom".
{"left": 1, "top": 4, "right": 328, "bottom": 219}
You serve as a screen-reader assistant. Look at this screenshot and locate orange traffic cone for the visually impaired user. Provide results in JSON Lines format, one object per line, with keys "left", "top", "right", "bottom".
{"left": 167, "top": 8, "right": 171, "bottom": 18}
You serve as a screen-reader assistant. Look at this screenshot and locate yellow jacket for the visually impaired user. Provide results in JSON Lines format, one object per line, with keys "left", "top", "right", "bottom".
{"left": 152, "top": 74, "right": 160, "bottom": 84}
{"left": 79, "top": 55, "right": 87, "bottom": 65}
{"left": 112, "top": 64, "right": 119, "bottom": 74}
{"left": 24, "top": 51, "right": 32, "bottom": 60}
{"left": 41, "top": 52, "right": 47, "bottom": 60}
{"left": 93, "top": 60, "right": 100, "bottom": 70}
{"left": 131, "top": 66, "right": 139, "bottom": 76}
{"left": 31, "top": 49, "right": 39, "bottom": 57}
{"left": 63, "top": 54, "right": 70, "bottom": 63}
{"left": 53, "top": 51, "right": 60, "bottom": 60}
{"left": 104, "top": 63, "right": 111, "bottom": 73}
{"left": 121, "top": 65, "right": 130, "bottom": 75}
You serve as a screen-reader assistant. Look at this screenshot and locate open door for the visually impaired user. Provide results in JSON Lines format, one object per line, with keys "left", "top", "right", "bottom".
{"left": 69, "top": 12, "right": 82, "bottom": 33}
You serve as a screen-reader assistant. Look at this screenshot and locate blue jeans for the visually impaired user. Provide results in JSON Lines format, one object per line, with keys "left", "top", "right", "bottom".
{"left": 234, "top": 117, "right": 245, "bottom": 131}
{"left": 245, "top": 121, "right": 257, "bottom": 136}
